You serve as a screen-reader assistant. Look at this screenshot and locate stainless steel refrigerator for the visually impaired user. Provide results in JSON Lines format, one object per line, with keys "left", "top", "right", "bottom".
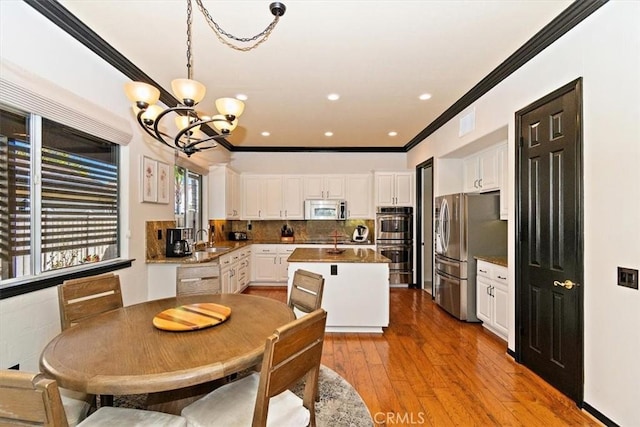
{"left": 434, "top": 193, "right": 507, "bottom": 321}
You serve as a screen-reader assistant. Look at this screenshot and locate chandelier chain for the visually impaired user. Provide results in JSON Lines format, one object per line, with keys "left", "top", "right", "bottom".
{"left": 192, "top": 0, "right": 281, "bottom": 52}
{"left": 186, "top": 0, "right": 193, "bottom": 79}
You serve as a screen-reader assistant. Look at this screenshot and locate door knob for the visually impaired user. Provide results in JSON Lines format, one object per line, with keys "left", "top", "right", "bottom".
{"left": 553, "top": 279, "right": 579, "bottom": 290}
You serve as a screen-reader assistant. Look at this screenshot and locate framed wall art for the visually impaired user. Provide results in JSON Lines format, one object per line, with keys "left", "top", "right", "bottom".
{"left": 157, "top": 161, "right": 171, "bottom": 204}
{"left": 141, "top": 155, "right": 158, "bottom": 203}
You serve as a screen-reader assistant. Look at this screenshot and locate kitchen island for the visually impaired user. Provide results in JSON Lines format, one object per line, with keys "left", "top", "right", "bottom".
{"left": 287, "top": 248, "right": 390, "bottom": 333}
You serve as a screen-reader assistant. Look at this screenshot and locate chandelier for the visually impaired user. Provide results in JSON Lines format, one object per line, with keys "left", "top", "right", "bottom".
{"left": 124, "top": 0, "right": 286, "bottom": 157}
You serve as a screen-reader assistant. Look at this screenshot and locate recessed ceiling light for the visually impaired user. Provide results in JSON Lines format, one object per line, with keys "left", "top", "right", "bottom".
{"left": 327, "top": 93, "right": 340, "bottom": 101}
{"left": 236, "top": 94, "right": 248, "bottom": 101}
{"left": 261, "top": 131, "right": 270, "bottom": 137}
{"left": 419, "top": 93, "right": 432, "bottom": 100}
{"left": 324, "top": 131, "right": 333, "bottom": 137}
{"left": 388, "top": 131, "right": 398, "bottom": 137}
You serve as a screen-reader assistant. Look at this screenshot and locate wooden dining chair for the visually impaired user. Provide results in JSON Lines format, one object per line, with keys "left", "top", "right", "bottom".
{"left": 0, "top": 369, "right": 89, "bottom": 426}
{"left": 181, "top": 308, "right": 327, "bottom": 427}
{"left": 0, "top": 369, "right": 188, "bottom": 427}
{"left": 58, "top": 273, "right": 124, "bottom": 330}
{"left": 288, "top": 269, "right": 325, "bottom": 318}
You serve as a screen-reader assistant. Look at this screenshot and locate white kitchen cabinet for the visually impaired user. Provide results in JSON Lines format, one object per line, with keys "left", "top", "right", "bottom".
{"left": 303, "top": 175, "right": 345, "bottom": 200}
{"left": 346, "top": 174, "right": 373, "bottom": 218}
{"left": 497, "top": 143, "right": 508, "bottom": 220}
{"left": 282, "top": 176, "right": 304, "bottom": 219}
{"left": 236, "top": 247, "right": 251, "bottom": 292}
{"left": 208, "top": 165, "right": 240, "bottom": 219}
{"left": 251, "top": 245, "right": 279, "bottom": 283}
{"left": 476, "top": 260, "right": 508, "bottom": 340}
{"left": 463, "top": 145, "right": 500, "bottom": 193}
{"left": 219, "top": 247, "right": 251, "bottom": 293}
{"left": 251, "top": 244, "right": 295, "bottom": 285}
{"left": 243, "top": 175, "right": 303, "bottom": 220}
{"left": 242, "top": 175, "right": 283, "bottom": 220}
{"left": 375, "top": 172, "right": 414, "bottom": 207}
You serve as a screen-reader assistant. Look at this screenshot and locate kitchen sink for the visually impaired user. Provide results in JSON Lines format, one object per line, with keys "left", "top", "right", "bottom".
{"left": 204, "top": 246, "right": 232, "bottom": 253}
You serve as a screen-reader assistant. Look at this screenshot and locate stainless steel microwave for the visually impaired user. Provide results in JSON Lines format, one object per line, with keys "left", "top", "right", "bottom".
{"left": 304, "top": 199, "right": 347, "bottom": 220}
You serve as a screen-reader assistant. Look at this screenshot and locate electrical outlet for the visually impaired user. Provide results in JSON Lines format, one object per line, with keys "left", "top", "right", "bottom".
{"left": 618, "top": 267, "right": 638, "bottom": 290}
{"left": 157, "top": 229, "right": 162, "bottom": 240}
{"left": 331, "top": 265, "right": 338, "bottom": 275}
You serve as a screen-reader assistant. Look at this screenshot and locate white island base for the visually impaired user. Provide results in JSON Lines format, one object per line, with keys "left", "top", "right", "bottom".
{"left": 287, "top": 248, "right": 390, "bottom": 333}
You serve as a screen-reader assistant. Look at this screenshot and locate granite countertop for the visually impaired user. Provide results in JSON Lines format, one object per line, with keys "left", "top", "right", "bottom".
{"left": 475, "top": 255, "right": 508, "bottom": 267}
{"left": 147, "top": 241, "right": 251, "bottom": 264}
{"left": 146, "top": 239, "right": 375, "bottom": 264}
{"left": 287, "top": 248, "right": 390, "bottom": 264}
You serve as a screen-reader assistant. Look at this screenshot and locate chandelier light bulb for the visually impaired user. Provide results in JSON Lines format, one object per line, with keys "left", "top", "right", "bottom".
{"left": 175, "top": 116, "right": 201, "bottom": 134}
{"left": 124, "top": 82, "right": 160, "bottom": 107}
{"left": 215, "top": 98, "right": 245, "bottom": 119}
{"left": 212, "top": 115, "right": 238, "bottom": 133}
{"left": 140, "top": 105, "right": 163, "bottom": 125}
{"left": 171, "top": 78, "right": 207, "bottom": 106}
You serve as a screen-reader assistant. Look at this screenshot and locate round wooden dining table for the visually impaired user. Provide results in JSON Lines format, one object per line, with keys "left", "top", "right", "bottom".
{"left": 40, "top": 293, "right": 294, "bottom": 398}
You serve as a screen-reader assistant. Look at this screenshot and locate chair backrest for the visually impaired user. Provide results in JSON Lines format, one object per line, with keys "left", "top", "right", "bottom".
{"left": 253, "top": 308, "right": 327, "bottom": 427}
{"left": 288, "top": 269, "right": 325, "bottom": 316}
{"left": 58, "top": 273, "right": 124, "bottom": 330}
{"left": 0, "top": 370, "right": 69, "bottom": 427}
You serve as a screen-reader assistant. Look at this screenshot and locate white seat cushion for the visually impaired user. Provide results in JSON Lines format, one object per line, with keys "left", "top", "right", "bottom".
{"left": 77, "top": 406, "right": 187, "bottom": 426}
{"left": 60, "top": 389, "right": 91, "bottom": 427}
{"left": 181, "top": 373, "right": 310, "bottom": 427}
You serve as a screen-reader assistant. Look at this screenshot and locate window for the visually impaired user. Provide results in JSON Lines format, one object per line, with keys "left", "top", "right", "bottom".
{"left": 174, "top": 165, "right": 202, "bottom": 233}
{"left": 0, "top": 107, "right": 120, "bottom": 284}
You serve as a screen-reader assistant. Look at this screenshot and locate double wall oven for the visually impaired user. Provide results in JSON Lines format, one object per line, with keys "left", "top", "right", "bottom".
{"left": 376, "top": 206, "right": 413, "bottom": 286}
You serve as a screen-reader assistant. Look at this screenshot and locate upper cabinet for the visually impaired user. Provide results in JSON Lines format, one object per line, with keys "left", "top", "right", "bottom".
{"left": 463, "top": 145, "right": 500, "bottom": 193}
{"left": 303, "top": 175, "right": 345, "bottom": 200}
{"left": 282, "top": 176, "right": 304, "bottom": 220}
{"left": 242, "top": 175, "right": 304, "bottom": 220}
{"left": 208, "top": 165, "right": 240, "bottom": 220}
{"left": 497, "top": 143, "right": 508, "bottom": 220}
{"left": 345, "top": 174, "right": 373, "bottom": 218}
{"left": 375, "top": 172, "right": 414, "bottom": 207}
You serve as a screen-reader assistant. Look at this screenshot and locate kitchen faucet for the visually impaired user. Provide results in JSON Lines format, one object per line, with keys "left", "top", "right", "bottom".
{"left": 194, "top": 229, "right": 208, "bottom": 250}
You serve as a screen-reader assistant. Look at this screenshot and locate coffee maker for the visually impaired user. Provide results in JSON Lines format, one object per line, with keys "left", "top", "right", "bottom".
{"left": 166, "top": 228, "right": 192, "bottom": 257}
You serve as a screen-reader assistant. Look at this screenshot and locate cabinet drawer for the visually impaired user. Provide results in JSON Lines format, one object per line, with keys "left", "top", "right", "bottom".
{"left": 254, "top": 245, "right": 278, "bottom": 254}
{"left": 476, "top": 261, "right": 492, "bottom": 279}
{"left": 492, "top": 266, "right": 508, "bottom": 287}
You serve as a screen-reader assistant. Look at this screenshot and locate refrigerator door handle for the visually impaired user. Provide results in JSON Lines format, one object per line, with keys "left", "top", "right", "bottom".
{"left": 435, "top": 256, "right": 460, "bottom": 268}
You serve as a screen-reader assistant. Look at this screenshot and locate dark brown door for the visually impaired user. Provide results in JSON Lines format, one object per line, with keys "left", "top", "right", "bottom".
{"left": 516, "top": 79, "right": 583, "bottom": 403}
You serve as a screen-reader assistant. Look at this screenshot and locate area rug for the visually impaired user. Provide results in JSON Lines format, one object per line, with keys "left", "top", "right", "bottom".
{"left": 112, "top": 365, "right": 373, "bottom": 426}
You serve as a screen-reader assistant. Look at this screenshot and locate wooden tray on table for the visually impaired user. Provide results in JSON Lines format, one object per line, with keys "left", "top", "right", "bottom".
{"left": 153, "top": 303, "right": 231, "bottom": 331}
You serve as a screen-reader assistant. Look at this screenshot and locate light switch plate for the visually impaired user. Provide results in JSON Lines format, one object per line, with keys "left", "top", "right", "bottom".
{"left": 617, "top": 267, "right": 638, "bottom": 290}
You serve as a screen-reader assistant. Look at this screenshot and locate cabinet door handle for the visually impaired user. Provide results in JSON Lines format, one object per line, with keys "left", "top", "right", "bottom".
{"left": 487, "top": 286, "right": 491, "bottom": 296}
{"left": 259, "top": 210, "right": 262, "bottom": 218}
{"left": 479, "top": 269, "right": 488, "bottom": 274}
{"left": 497, "top": 275, "right": 507, "bottom": 280}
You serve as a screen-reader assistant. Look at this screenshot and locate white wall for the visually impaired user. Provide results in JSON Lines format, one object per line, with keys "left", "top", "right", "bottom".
{"left": 0, "top": 1, "right": 184, "bottom": 371}
{"left": 230, "top": 151, "right": 408, "bottom": 174}
{"left": 407, "top": 2, "right": 640, "bottom": 424}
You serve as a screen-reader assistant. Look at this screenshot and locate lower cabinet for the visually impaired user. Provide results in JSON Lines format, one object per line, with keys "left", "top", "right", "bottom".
{"left": 476, "top": 260, "right": 508, "bottom": 340}
{"left": 220, "top": 247, "right": 252, "bottom": 293}
{"left": 251, "top": 245, "right": 294, "bottom": 285}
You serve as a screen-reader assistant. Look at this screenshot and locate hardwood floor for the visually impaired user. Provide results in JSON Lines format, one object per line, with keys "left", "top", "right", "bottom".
{"left": 244, "top": 286, "right": 601, "bottom": 426}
